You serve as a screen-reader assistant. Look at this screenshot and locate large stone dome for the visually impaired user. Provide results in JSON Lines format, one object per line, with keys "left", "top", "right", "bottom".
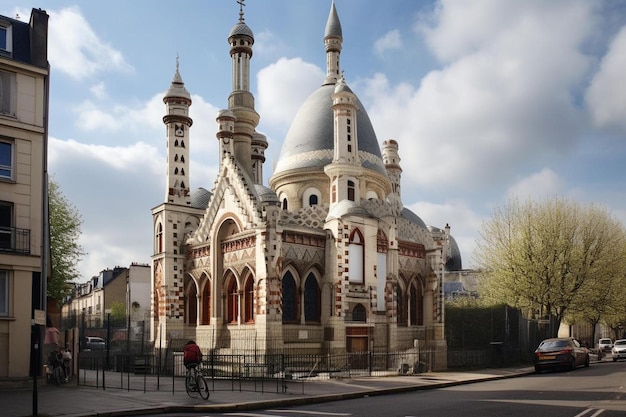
{"left": 272, "top": 84, "right": 386, "bottom": 176}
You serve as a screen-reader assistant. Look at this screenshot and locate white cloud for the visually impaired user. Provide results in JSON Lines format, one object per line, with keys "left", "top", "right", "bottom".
{"left": 505, "top": 168, "right": 565, "bottom": 201}
{"left": 363, "top": 0, "right": 594, "bottom": 195}
{"left": 90, "top": 82, "right": 108, "bottom": 100}
{"left": 407, "top": 199, "right": 483, "bottom": 268}
{"left": 585, "top": 25, "right": 626, "bottom": 133}
{"left": 255, "top": 30, "right": 290, "bottom": 58}
{"left": 257, "top": 57, "right": 325, "bottom": 130}
{"left": 48, "top": 6, "right": 134, "bottom": 80}
{"left": 374, "top": 30, "right": 402, "bottom": 56}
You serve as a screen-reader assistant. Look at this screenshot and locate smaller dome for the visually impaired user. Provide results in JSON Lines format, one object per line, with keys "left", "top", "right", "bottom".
{"left": 229, "top": 22, "right": 254, "bottom": 39}
{"left": 254, "top": 184, "right": 278, "bottom": 203}
{"left": 217, "top": 109, "right": 235, "bottom": 120}
{"left": 164, "top": 66, "right": 190, "bottom": 101}
{"left": 190, "top": 187, "right": 211, "bottom": 209}
{"left": 327, "top": 200, "right": 372, "bottom": 220}
{"left": 334, "top": 76, "right": 353, "bottom": 94}
{"left": 401, "top": 208, "right": 427, "bottom": 229}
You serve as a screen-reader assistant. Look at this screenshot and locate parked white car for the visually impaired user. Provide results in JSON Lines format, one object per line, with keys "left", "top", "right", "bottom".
{"left": 612, "top": 339, "right": 626, "bottom": 362}
{"left": 598, "top": 338, "right": 613, "bottom": 352}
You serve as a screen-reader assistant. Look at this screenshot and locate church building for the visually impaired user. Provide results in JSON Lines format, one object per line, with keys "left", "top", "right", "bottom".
{"left": 151, "top": 1, "right": 461, "bottom": 370}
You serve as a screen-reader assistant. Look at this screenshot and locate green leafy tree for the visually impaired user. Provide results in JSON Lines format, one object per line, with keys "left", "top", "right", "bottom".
{"left": 109, "top": 301, "right": 127, "bottom": 326}
{"left": 48, "top": 178, "right": 85, "bottom": 302}
{"left": 475, "top": 197, "right": 626, "bottom": 336}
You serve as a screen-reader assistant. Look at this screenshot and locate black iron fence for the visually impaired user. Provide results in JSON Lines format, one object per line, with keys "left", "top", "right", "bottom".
{"left": 76, "top": 348, "right": 438, "bottom": 392}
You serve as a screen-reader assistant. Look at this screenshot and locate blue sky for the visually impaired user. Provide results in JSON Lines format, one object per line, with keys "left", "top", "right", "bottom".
{"left": 4, "top": 0, "right": 626, "bottom": 281}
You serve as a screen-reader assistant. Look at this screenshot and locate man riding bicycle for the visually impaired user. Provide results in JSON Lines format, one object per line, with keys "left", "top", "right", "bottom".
{"left": 183, "top": 340, "right": 202, "bottom": 369}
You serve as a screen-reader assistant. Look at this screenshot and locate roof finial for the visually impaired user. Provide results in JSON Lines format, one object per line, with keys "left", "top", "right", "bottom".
{"left": 176, "top": 53, "right": 180, "bottom": 72}
{"left": 237, "top": 0, "right": 246, "bottom": 23}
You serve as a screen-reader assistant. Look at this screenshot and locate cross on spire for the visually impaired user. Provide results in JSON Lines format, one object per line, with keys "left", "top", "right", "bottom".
{"left": 237, "top": 0, "right": 246, "bottom": 23}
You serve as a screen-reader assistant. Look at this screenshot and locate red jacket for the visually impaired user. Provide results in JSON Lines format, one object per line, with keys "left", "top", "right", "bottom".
{"left": 183, "top": 343, "right": 202, "bottom": 365}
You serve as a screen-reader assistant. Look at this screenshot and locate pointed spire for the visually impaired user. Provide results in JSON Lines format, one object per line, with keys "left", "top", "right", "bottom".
{"left": 323, "top": 1, "right": 343, "bottom": 85}
{"left": 164, "top": 55, "right": 190, "bottom": 101}
{"left": 325, "top": 1, "right": 343, "bottom": 39}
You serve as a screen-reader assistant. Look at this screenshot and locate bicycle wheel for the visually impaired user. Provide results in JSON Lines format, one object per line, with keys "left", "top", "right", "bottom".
{"left": 196, "top": 375, "right": 210, "bottom": 400}
{"left": 185, "top": 373, "right": 198, "bottom": 398}
{"left": 53, "top": 367, "right": 63, "bottom": 385}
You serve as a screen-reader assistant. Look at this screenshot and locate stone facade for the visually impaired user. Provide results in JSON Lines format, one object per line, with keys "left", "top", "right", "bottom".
{"left": 151, "top": 3, "right": 458, "bottom": 370}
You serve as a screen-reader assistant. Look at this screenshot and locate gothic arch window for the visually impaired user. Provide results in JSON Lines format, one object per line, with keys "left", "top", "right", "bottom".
{"left": 303, "top": 273, "right": 320, "bottom": 323}
{"left": 397, "top": 286, "right": 406, "bottom": 326}
{"left": 409, "top": 283, "right": 424, "bottom": 326}
{"left": 282, "top": 271, "right": 298, "bottom": 323}
{"left": 282, "top": 198, "right": 288, "bottom": 210}
{"left": 243, "top": 274, "right": 254, "bottom": 323}
{"left": 174, "top": 154, "right": 178, "bottom": 162}
{"left": 187, "top": 283, "right": 198, "bottom": 325}
{"left": 181, "top": 140, "right": 185, "bottom": 148}
{"left": 347, "top": 180, "right": 355, "bottom": 201}
{"left": 201, "top": 280, "right": 210, "bottom": 325}
{"left": 156, "top": 223, "right": 163, "bottom": 253}
{"left": 181, "top": 155, "right": 185, "bottom": 162}
{"left": 226, "top": 277, "right": 238, "bottom": 324}
{"left": 174, "top": 140, "right": 179, "bottom": 147}
{"left": 181, "top": 181, "right": 186, "bottom": 189}
{"left": 352, "top": 303, "right": 366, "bottom": 322}
{"left": 181, "top": 168, "right": 185, "bottom": 176}
{"left": 309, "top": 195, "right": 318, "bottom": 206}
{"left": 174, "top": 167, "right": 179, "bottom": 175}
{"left": 348, "top": 229, "right": 364, "bottom": 284}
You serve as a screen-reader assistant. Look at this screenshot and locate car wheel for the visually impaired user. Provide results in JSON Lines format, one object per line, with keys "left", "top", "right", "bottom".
{"left": 570, "top": 357, "right": 576, "bottom": 370}
{"left": 534, "top": 366, "right": 541, "bottom": 374}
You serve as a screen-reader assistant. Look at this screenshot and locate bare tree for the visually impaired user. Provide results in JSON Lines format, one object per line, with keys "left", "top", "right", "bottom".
{"left": 475, "top": 197, "right": 626, "bottom": 336}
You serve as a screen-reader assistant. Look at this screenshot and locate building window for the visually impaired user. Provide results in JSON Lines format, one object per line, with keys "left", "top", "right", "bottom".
{"left": 201, "top": 282, "right": 210, "bottom": 325}
{"left": 281, "top": 271, "right": 298, "bottom": 323}
{"left": 303, "top": 273, "right": 320, "bottom": 323}
{"left": 227, "top": 278, "right": 238, "bottom": 324}
{"left": 0, "top": 140, "right": 13, "bottom": 180}
{"left": 243, "top": 275, "right": 254, "bottom": 323}
{"left": 348, "top": 229, "right": 364, "bottom": 284}
{"left": 0, "top": 270, "right": 8, "bottom": 316}
{"left": 282, "top": 198, "right": 288, "bottom": 210}
{"left": 155, "top": 223, "right": 163, "bottom": 253}
{"left": 0, "top": 21, "right": 11, "bottom": 56}
{"left": 1, "top": 70, "right": 16, "bottom": 116}
{"left": 0, "top": 202, "right": 12, "bottom": 250}
{"left": 352, "top": 303, "right": 366, "bottom": 322}
{"left": 347, "top": 180, "right": 355, "bottom": 201}
{"left": 309, "top": 195, "right": 318, "bottom": 206}
{"left": 397, "top": 286, "right": 406, "bottom": 325}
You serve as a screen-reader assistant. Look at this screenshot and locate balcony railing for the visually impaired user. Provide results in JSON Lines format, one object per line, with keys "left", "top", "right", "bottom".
{"left": 0, "top": 226, "right": 31, "bottom": 254}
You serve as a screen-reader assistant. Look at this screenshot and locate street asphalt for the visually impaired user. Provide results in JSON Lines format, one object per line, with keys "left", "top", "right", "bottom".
{"left": 2, "top": 364, "right": 541, "bottom": 417}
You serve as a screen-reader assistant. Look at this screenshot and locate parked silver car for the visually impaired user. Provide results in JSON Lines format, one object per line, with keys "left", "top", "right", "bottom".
{"left": 612, "top": 339, "right": 626, "bottom": 361}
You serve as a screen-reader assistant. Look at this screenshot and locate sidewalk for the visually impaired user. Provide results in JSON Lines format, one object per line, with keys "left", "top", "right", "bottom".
{"left": 2, "top": 365, "right": 538, "bottom": 417}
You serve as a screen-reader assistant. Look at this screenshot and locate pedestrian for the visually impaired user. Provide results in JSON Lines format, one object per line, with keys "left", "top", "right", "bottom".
{"left": 62, "top": 347, "right": 72, "bottom": 381}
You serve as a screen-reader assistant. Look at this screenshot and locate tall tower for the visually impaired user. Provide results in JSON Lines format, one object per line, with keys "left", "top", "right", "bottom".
{"left": 151, "top": 61, "right": 195, "bottom": 344}
{"left": 228, "top": 1, "right": 260, "bottom": 179}
{"left": 163, "top": 58, "right": 192, "bottom": 205}
{"left": 324, "top": 1, "right": 342, "bottom": 85}
{"left": 325, "top": 75, "right": 362, "bottom": 208}
{"left": 382, "top": 139, "right": 402, "bottom": 209}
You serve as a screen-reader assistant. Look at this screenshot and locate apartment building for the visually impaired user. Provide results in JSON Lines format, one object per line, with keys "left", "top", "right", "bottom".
{"left": 0, "top": 8, "right": 49, "bottom": 380}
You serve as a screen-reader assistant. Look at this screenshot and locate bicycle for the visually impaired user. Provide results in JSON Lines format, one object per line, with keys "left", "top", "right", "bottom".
{"left": 185, "top": 364, "right": 210, "bottom": 400}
